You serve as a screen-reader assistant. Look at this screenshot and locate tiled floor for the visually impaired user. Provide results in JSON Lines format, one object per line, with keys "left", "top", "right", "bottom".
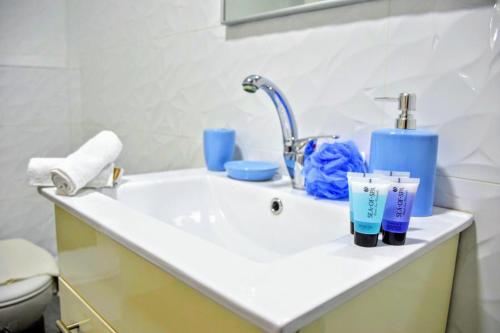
{"left": 20, "top": 295, "right": 60, "bottom": 333}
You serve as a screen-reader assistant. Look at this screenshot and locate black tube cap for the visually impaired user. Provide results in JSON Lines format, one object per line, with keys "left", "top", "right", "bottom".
{"left": 382, "top": 231, "right": 406, "bottom": 246}
{"left": 350, "top": 221, "right": 354, "bottom": 235}
{"left": 354, "top": 232, "right": 378, "bottom": 247}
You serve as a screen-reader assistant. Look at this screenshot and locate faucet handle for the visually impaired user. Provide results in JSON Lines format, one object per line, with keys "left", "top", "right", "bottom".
{"left": 287, "top": 135, "right": 340, "bottom": 190}
{"left": 294, "top": 135, "right": 339, "bottom": 150}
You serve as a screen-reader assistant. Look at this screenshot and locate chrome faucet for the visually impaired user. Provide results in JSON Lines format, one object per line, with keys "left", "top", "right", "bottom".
{"left": 242, "top": 74, "right": 338, "bottom": 190}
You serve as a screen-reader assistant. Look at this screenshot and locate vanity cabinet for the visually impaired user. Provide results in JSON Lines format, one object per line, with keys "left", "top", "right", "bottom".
{"left": 55, "top": 205, "right": 459, "bottom": 333}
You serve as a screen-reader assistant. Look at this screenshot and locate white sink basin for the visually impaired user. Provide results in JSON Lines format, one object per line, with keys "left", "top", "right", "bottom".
{"left": 110, "top": 174, "right": 348, "bottom": 262}
{"left": 40, "top": 168, "right": 472, "bottom": 332}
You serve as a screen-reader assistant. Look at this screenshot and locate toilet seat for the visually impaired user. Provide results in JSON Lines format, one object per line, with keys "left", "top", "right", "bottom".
{"left": 0, "top": 275, "right": 53, "bottom": 308}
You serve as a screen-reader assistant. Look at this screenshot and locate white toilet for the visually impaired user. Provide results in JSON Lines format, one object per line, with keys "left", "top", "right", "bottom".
{"left": 0, "top": 275, "right": 56, "bottom": 332}
{"left": 0, "top": 239, "right": 58, "bottom": 333}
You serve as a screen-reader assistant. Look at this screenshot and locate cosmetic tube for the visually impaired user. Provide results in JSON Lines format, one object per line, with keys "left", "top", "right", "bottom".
{"left": 381, "top": 177, "right": 420, "bottom": 245}
{"left": 347, "top": 172, "right": 376, "bottom": 235}
{"left": 377, "top": 172, "right": 410, "bottom": 233}
{"left": 350, "top": 178, "right": 391, "bottom": 247}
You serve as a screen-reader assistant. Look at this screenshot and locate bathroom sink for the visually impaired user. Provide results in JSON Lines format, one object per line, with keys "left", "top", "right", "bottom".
{"left": 39, "top": 168, "right": 472, "bottom": 332}
{"left": 107, "top": 173, "right": 348, "bottom": 262}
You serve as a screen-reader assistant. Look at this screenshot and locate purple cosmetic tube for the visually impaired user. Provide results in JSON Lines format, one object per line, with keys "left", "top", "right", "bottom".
{"left": 381, "top": 178, "right": 420, "bottom": 245}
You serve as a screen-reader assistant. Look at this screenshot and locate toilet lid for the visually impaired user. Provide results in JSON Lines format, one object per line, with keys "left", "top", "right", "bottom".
{"left": 0, "top": 275, "right": 53, "bottom": 307}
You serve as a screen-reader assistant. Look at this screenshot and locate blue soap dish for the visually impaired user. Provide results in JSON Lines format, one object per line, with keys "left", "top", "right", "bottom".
{"left": 224, "top": 160, "right": 279, "bottom": 181}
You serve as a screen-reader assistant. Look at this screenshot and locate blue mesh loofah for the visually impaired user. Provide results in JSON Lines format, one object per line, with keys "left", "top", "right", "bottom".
{"left": 303, "top": 141, "right": 367, "bottom": 200}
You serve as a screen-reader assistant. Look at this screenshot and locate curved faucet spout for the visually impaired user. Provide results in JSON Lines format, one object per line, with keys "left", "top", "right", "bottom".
{"left": 242, "top": 75, "right": 298, "bottom": 146}
{"left": 241, "top": 74, "right": 338, "bottom": 190}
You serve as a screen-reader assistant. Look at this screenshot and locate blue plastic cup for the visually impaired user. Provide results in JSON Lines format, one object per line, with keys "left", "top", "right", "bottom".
{"left": 203, "top": 128, "right": 235, "bottom": 171}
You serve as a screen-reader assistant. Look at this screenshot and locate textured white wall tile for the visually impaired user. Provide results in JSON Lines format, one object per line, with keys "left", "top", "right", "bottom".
{"left": 76, "top": 7, "right": 389, "bottom": 162}
{"left": 0, "top": 67, "right": 71, "bottom": 125}
{"left": 0, "top": 0, "right": 67, "bottom": 67}
{"left": 69, "top": 0, "right": 220, "bottom": 56}
{"left": 0, "top": 1, "right": 80, "bottom": 255}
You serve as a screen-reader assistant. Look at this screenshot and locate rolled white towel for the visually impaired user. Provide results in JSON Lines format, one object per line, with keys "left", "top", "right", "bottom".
{"left": 27, "top": 158, "right": 116, "bottom": 188}
{"left": 27, "top": 158, "right": 61, "bottom": 186}
{"left": 51, "top": 131, "right": 123, "bottom": 196}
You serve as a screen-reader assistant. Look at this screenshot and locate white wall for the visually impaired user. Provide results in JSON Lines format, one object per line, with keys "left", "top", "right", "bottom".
{"left": 0, "top": 0, "right": 81, "bottom": 254}
{"left": 50, "top": 0, "right": 500, "bottom": 331}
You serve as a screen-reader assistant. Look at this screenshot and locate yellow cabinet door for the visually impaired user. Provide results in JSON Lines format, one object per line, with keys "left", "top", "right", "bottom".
{"left": 58, "top": 278, "right": 117, "bottom": 333}
{"left": 55, "top": 206, "right": 262, "bottom": 333}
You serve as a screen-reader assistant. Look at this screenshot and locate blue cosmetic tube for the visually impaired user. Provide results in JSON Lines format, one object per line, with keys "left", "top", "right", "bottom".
{"left": 375, "top": 171, "right": 410, "bottom": 233}
{"left": 347, "top": 172, "right": 375, "bottom": 234}
{"left": 381, "top": 177, "right": 420, "bottom": 245}
{"left": 347, "top": 172, "right": 387, "bottom": 234}
{"left": 350, "top": 178, "right": 391, "bottom": 247}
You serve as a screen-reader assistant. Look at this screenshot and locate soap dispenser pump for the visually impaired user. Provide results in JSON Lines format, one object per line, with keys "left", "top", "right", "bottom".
{"left": 376, "top": 92, "right": 417, "bottom": 129}
{"left": 369, "top": 92, "right": 438, "bottom": 217}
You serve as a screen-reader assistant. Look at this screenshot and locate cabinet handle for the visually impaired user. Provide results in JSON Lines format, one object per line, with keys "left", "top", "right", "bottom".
{"left": 56, "top": 320, "right": 82, "bottom": 333}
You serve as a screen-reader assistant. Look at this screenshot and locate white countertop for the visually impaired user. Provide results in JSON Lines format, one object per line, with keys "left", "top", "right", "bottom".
{"left": 40, "top": 168, "right": 473, "bottom": 333}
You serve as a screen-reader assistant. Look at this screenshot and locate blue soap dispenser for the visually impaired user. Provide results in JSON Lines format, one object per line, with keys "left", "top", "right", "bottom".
{"left": 369, "top": 93, "right": 438, "bottom": 217}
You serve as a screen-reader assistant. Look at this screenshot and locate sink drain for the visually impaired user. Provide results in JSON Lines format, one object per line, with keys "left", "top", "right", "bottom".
{"left": 270, "top": 198, "right": 283, "bottom": 215}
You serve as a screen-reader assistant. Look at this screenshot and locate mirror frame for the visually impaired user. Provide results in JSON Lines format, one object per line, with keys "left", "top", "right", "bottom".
{"left": 221, "top": 0, "right": 371, "bottom": 25}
